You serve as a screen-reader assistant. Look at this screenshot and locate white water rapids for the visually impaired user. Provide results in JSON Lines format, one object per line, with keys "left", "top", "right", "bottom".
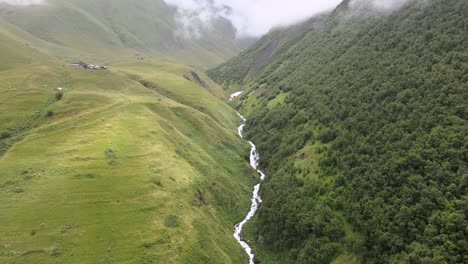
{"left": 229, "top": 91, "right": 243, "bottom": 101}
{"left": 232, "top": 93, "right": 266, "bottom": 264}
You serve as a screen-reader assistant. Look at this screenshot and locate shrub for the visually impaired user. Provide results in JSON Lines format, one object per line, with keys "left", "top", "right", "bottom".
{"left": 139, "top": 80, "right": 152, "bottom": 88}
{"left": 318, "top": 129, "right": 337, "bottom": 143}
{"left": 46, "top": 111, "right": 54, "bottom": 117}
{"left": 50, "top": 247, "right": 61, "bottom": 257}
{"left": 55, "top": 92, "right": 63, "bottom": 101}
{"left": 13, "top": 187, "right": 24, "bottom": 193}
{"left": 164, "top": 215, "right": 180, "bottom": 228}
{"left": 151, "top": 178, "right": 162, "bottom": 187}
{"left": 105, "top": 149, "right": 116, "bottom": 158}
{"left": 0, "top": 131, "right": 11, "bottom": 139}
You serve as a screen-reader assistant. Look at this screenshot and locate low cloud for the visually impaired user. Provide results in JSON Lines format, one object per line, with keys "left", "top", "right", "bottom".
{"left": 164, "top": 0, "right": 342, "bottom": 37}
{"left": 165, "top": 0, "right": 231, "bottom": 39}
{"left": 0, "top": 0, "right": 44, "bottom": 5}
{"left": 370, "top": 0, "right": 413, "bottom": 11}
{"left": 350, "top": 0, "right": 418, "bottom": 12}
{"left": 164, "top": 0, "right": 428, "bottom": 38}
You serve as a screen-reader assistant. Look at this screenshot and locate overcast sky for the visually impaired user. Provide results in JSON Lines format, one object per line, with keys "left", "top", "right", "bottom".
{"left": 164, "top": 0, "right": 342, "bottom": 36}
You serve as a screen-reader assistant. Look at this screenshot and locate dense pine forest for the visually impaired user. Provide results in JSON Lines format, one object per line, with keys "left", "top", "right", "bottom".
{"left": 208, "top": 0, "right": 467, "bottom": 263}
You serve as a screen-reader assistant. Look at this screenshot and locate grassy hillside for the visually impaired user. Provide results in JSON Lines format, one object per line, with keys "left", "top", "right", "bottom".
{"left": 0, "top": 49, "right": 256, "bottom": 263}
{"left": 0, "top": 1, "right": 264, "bottom": 263}
{"left": 0, "top": 0, "right": 242, "bottom": 67}
{"left": 0, "top": 18, "right": 58, "bottom": 71}
{"left": 208, "top": 0, "right": 467, "bottom": 263}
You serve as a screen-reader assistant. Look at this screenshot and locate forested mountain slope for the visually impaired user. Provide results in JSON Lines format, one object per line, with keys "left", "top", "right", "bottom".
{"left": 208, "top": 0, "right": 467, "bottom": 263}
{"left": 0, "top": 0, "right": 243, "bottom": 67}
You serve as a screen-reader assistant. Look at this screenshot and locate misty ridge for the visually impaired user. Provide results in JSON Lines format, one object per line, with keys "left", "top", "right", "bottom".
{"left": 350, "top": 0, "right": 430, "bottom": 12}
{"left": 165, "top": 0, "right": 426, "bottom": 40}
{"left": 0, "top": 0, "right": 425, "bottom": 39}
{"left": 165, "top": 0, "right": 233, "bottom": 39}
{"left": 164, "top": 0, "right": 342, "bottom": 38}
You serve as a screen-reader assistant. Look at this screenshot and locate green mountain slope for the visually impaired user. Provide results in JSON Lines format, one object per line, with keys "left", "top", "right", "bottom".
{"left": 208, "top": 0, "right": 467, "bottom": 263}
{"left": 0, "top": 0, "right": 242, "bottom": 67}
{"left": 207, "top": 14, "right": 328, "bottom": 90}
{"left": 0, "top": 18, "right": 57, "bottom": 70}
{"left": 0, "top": 56, "right": 257, "bottom": 263}
{"left": 0, "top": 1, "right": 263, "bottom": 263}
{"left": 0, "top": 1, "right": 258, "bottom": 261}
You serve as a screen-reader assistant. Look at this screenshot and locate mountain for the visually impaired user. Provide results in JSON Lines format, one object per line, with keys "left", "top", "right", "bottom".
{"left": 208, "top": 0, "right": 467, "bottom": 263}
{"left": 0, "top": 57, "right": 257, "bottom": 263}
{"left": 0, "top": 0, "right": 244, "bottom": 67}
{"left": 0, "top": 1, "right": 259, "bottom": 263}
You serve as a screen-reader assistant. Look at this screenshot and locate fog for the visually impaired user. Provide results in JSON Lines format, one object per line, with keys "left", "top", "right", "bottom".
{"left": 164, "top": 0, "right": 342, "bottom": 37}
{"left": 164, "top": 0, "right": 422, "bottom": 38}
{"left": 352, "top": 0, "right": 416, "bottom": 12}
{"left": 0, "top": 0, "right": 44, "bottom": 5}
{"left": 1, "top": 0, "right": 419, "bottom": 37}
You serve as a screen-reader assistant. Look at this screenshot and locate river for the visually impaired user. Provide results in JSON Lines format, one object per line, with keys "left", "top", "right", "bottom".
{"left": 231, "top": 92, "right": 266, "bottom": 264}
{"left": 229, "top": 91, "right": 243, "bottom": 101}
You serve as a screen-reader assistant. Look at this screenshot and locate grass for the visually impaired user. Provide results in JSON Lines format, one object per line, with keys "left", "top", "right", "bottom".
{"left": 0, "top": 57, "right": 254, "bottom": 263}
{"left": 0, "top": 64, "right": 66, "bottom": 156}
{"left": 267, "top": 92, "right": 288, "bottom": 109}
{"left": 0, "top": 0, "right": 240, "bottom": 67}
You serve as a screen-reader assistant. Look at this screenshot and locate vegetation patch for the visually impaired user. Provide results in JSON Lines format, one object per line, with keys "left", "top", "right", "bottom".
{"left": 73, "top": 173, "right": 96, "bottom": 179}
{"left": 0, "top": 93, "right": 59, "bottom": 157}
{"left": 150, "top": 177, "right": 162, "bottom": 187}
{"left": 164, "top": 215, "right": 181, "bottom": 228}
{"left": 55, "top": 91, "right": 63, "bottom": 101}
{"left": 49, "top": 246, "right": 61, "bottom": 257}
{"left": 191, "top": 189, "right": 206, "bottom": 207}
{"left": 0, "top": 131, "right": 11, "bottom": 139}
{"left": 105, "top": 149, "right": 116, "bottom": 158}
{"left": 12, "top": 187, "right": 24, "bottom": 193}
{"left": 141, "top": 238, "right": 165, "bottom": 249}
{"left": 20, "top": 249, "right": 46, "bottom": 257}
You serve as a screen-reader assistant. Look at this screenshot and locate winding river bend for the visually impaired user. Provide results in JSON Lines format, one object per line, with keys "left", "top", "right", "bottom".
{"left": 232, "top": 93, "right": 266, "bottom": 264}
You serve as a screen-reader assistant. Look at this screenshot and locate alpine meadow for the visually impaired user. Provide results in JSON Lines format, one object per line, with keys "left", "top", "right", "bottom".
{"left": 0, "top": 0, "right": 466, "bottom": 264}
